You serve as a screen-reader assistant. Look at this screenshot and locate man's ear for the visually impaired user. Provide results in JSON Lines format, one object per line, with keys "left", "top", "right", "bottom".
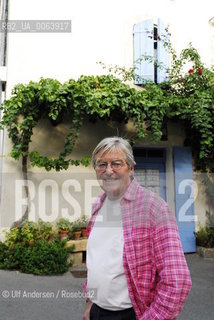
{"left": 129, "top": 164, "right": 134, "bottom": 175}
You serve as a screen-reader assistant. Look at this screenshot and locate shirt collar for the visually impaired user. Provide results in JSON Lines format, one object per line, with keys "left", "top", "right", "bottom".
{"left": 122, "top": 177, "right": 138, "bottom": 201}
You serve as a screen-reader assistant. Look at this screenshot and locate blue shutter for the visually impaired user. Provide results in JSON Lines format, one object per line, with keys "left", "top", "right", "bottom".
{"left": 133, "top": 19, "right": 154, "bottom": 84}
{"left": 173, "top": 147, "right": 196, "bottom": 253}
{"left": 157, "top": 18, "right": 170, "bottom": 83}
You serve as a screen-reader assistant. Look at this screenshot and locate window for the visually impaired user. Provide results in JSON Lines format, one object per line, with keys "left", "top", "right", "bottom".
{"left": 133, "top": 147, "right": 166, "bottom": 161}
{"left": 133, "top": 18, "right": 170, "bottom": 84}
{"left": 133, "top": 147, "right": 166, "bottom": 200}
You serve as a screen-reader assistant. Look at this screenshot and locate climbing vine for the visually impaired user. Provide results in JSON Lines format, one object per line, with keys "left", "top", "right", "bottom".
{"left": 0, "top": 44, "right": 214, "bottom": 172}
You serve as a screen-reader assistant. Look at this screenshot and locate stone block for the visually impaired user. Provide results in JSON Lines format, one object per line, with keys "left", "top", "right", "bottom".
{"left": 70, "top": 252, "right": 83, "bottom": 267}
{"left": 197, "top": 246, "right": 214, "bottom": 259}
{"left": 66, "top": 239, "right": 87, "bottom": 252}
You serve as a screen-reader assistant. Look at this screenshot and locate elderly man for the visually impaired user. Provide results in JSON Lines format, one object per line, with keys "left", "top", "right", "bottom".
{"left": 83, "top": 137, "right": 191, "bottom": 320}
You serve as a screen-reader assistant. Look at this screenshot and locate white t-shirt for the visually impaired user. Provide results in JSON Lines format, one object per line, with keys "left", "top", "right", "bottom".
{"left": 86, "top": 197, "right": 132, "bottom": 310}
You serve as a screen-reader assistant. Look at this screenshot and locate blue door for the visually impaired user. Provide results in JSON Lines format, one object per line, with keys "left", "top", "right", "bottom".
{"left": 173, "top": 147, "right": 196, "bottom": 253}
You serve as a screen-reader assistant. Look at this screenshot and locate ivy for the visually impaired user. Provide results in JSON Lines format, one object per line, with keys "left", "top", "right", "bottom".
{"left": 0, "top": 44, "right": 214, "bottom": 171}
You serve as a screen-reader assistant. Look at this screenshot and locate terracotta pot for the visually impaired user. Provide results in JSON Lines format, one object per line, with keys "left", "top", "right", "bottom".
{"left": 59, "top": 229, "right": 69, "bottom": 240}
{"left": 74, "top": 231, "right": 81, "bottom": 240}
{"left": 29, "top": 239, "right": 34, "bottom": 248}
{"left": 81, "top": 228, "right": 88, "bottom": 239}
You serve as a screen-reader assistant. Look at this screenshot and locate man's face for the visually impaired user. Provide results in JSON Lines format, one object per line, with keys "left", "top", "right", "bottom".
{"left": 94, "top": 148, "right": 134, "bottom": 200}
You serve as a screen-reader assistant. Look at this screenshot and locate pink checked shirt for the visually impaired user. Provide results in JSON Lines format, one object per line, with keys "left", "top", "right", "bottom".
{"left": 85, "top": 178, "right": 192, "bottom": 320}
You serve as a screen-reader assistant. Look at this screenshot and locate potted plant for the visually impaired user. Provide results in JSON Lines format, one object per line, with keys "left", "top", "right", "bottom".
{"left": 80, "top": 215, "right": 89, "bottom": 239}
{"left": 37, "top": 218, "right": 56, "bottom": 241}
{"left": 19, "top": 220, "right": 38, "bottom": 247}
{"left": 195, "top": 212, "right": 214, "bottom": 258}
{"left": 195, "top": 226, "right": 214, "bottom": 247}
{"left": 56, "top": 218, "right": 72, "bottom": 240}
{"left": 71, "top": 220, "right": 82, "bottom": 240}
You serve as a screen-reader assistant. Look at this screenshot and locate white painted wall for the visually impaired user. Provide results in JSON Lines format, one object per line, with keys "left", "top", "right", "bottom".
{"left": 6, "top": 0, "right": 214, "bottom": 94}
{"left": 0, "top": 118, "right": 187, "bottom": 228}
{"left": 0, "top": 0, "right": 213, "bottom": 228}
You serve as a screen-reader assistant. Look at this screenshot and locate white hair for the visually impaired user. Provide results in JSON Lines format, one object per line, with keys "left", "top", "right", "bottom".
{"left": 92, "top": 136, "right": 136, "bottom": 168}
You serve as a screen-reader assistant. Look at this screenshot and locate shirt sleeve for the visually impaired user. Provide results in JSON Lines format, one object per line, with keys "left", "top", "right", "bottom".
{"left": 140, "top": 207, "right": 192, "bottom": 319}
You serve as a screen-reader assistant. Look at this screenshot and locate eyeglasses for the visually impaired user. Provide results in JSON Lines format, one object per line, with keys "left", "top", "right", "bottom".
{"left": 95, "top": 161, "right": 127, "bottom": 171}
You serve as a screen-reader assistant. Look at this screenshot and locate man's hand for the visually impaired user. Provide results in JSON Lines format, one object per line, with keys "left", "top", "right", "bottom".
{"left": 82, "top": 299, "right": 93, "bottom": 320}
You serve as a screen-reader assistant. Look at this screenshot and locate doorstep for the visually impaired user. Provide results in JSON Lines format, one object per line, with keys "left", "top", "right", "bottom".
{"left": 70, "top": 264, "right": 87, "bottom": 278}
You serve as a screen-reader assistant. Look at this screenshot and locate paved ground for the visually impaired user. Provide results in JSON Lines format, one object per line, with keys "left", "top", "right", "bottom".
{"left": 177, "top": 254, "right": 214, "bottom": 320}
{"left": 0, "top": 254, "right": 213, "bottom": 320}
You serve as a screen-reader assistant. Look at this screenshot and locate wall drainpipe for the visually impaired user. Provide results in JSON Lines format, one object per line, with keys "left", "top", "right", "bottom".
{"left": 0, "top": 0, "right": 9, "bottom": 203}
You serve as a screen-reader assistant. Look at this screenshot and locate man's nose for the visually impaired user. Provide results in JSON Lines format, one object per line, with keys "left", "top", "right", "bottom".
{"left": 105, "top": 163, "right": 114, "bottom": 173}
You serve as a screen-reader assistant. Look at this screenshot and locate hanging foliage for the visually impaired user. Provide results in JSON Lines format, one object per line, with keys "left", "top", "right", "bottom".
{"left": 0, "top": 44, "right": 214, "bottom": 171}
